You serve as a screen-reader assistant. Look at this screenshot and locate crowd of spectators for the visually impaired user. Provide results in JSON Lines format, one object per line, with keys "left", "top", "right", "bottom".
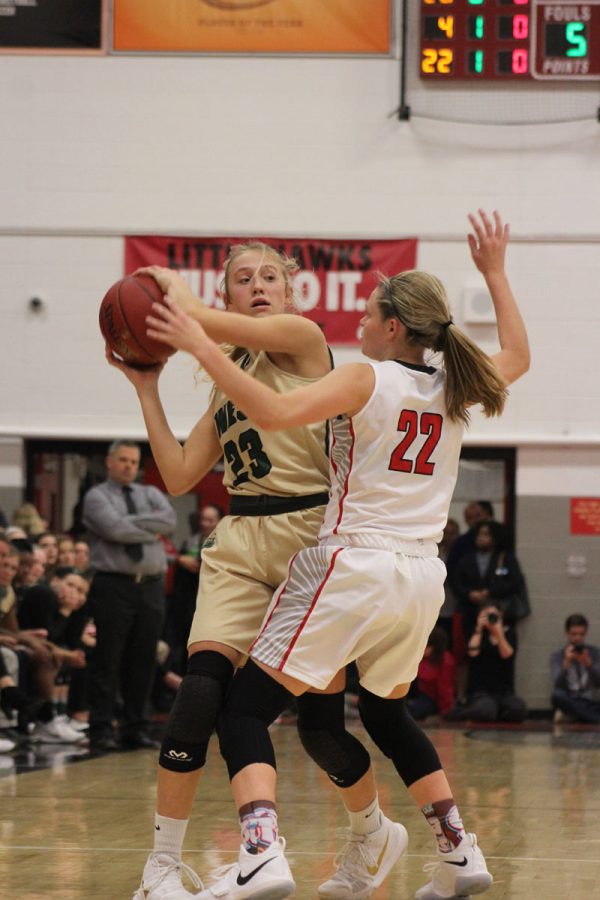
{"left": 0, "top": 483, "right": 225, "bottom": 755}
{"left": 417, "top": 501, "right": 598, "bottom": 728}
{"left": 0, "top": 526, "right": 92, "bottom": 752}
{"left": 1, "top": 489, "right": 598, "bottom": 757}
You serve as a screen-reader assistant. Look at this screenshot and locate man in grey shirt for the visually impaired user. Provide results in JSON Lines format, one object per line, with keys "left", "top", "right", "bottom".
{"left": 83, "top": 440, "right": 177, "bottom": 752}
{"left": 550, "top": 613, "right": 600, "bottom": 724}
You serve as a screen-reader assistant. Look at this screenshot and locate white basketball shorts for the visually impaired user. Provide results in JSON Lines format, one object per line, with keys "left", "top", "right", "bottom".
{"left": 249, "top": 534, "right": 446, "bottom": 697}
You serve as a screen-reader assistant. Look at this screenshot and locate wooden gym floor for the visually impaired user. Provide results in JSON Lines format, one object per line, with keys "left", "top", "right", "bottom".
{"left": 1, "top": 721, "right": 600, "bottom": 899}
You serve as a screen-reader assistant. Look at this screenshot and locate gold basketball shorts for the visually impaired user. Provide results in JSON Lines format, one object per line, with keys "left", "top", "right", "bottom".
{"left": 188, "top": 503, "right": 326, "bottom": 654}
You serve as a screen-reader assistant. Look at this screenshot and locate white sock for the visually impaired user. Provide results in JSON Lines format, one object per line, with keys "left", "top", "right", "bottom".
{"left": 153, "top": 813, "right": 188, "bottom": 858}
{"left": 348, "top": 795, "right": 382, "bottom": 836}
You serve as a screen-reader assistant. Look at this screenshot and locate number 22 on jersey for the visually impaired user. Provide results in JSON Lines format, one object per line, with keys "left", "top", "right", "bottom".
{"left": 388, "top": 410, "right": 443, "bottom": 476}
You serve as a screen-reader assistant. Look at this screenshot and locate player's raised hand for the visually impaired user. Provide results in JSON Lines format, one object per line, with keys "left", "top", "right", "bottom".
{"left": 134, "top": 266, "right": 203, "bottom": 316}
{"left": 467, "top": 209, "right": 509, "bottom": 277}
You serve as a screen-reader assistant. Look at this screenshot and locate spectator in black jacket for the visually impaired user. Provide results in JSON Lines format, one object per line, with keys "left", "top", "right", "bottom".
{"left": 444, "top": 604, "right": 527, "bottom": 723}
{"left": 452, "top": 519, "right": 524, "bottom": 639}
{"left": 18, "top": 566, "right": 89, "bottom": 733}
{"left": 444, "top": 500, "right": 495, "bottom": 585}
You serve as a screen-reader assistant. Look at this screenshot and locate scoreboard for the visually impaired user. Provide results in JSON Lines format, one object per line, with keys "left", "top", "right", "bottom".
{"left": 420, "top": 0, "right": 600, "bottom": 80}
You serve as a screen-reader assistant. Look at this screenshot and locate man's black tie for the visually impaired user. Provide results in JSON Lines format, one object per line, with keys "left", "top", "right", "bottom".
{"left": 122, "top": 485, "right": 144, "bottom": 562}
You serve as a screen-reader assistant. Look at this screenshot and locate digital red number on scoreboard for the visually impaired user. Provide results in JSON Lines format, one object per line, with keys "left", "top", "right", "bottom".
{"left": 419, "top": 0, "right": 600, "bottom": 80}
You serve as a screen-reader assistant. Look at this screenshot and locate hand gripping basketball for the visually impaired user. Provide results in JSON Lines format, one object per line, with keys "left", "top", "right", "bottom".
{"left": 99, "top": 274, "right": 177, "bottom": 368}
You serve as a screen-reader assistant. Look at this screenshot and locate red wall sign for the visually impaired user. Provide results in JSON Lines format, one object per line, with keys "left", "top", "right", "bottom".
{"left": 125, "top": 235, "right": 417, "bottom": 346}
{"left": 570, "top": 497, "right": 600, "bottom": 535}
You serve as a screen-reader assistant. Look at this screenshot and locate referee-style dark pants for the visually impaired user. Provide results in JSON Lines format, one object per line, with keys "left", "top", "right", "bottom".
{"left": 88, "top": 573, "right": 165, "bottom": 741}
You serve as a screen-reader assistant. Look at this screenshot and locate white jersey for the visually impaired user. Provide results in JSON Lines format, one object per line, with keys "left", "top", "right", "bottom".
{"left": 319, "top": 359, "right": 464, "bottom": 545}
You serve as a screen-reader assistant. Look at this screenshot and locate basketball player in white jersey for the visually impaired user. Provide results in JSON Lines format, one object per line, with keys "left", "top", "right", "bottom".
{"left": 146, "top": 210, "right": 529, "bottom": 900}
{"left": 107, "top": 243, "right": 335, "bottom": 900}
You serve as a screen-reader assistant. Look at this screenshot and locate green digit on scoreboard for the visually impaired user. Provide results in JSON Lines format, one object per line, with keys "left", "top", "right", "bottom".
{"left": 468, "top": 49, "right": 485, "bottom": 73}
{"left": 565, "top": 22, "right": 587, "bottom": 57}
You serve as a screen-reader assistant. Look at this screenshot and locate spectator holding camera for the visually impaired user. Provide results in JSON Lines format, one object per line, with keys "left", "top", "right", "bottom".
{"left": 550, "top": 614, "right": 600, "bottom": 724}
{"left": 452, "top": 519, "right": 525, "bottom": 638}
{"left": 444, "top": 604, "right": 527, "bottom": 723}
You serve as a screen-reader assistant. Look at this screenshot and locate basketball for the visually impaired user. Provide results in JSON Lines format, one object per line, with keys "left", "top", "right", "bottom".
{"left": 99, "top": 274, "right": 176, "bottom": 368}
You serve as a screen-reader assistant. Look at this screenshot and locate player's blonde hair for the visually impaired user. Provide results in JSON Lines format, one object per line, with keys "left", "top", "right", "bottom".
{"left": 377, "top": 270, "right": 507, "bottom": 424}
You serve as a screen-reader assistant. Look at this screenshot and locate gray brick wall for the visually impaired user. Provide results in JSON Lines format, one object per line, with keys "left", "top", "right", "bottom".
{"left": 515, "top": 496, "right": 600, "bottom": 710}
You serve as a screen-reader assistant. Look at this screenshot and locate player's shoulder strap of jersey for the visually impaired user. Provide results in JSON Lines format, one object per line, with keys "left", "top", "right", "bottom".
{"left": 239, "top": 351, "right": 253, "bottom": 370}
{"left": 324, "top": 344, "right": 335, "bottom": 455}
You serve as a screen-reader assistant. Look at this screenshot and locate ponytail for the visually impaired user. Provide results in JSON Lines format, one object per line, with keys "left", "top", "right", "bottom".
{"left": 440, "top": 324, "right": 507, "bottom": 424}
{"left": 378, "top": 271, "right": 507, "bottom": 425}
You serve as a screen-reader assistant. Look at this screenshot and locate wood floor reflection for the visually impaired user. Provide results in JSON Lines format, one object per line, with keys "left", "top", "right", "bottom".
{"left": 1, "top": 722, "right": 600, "bottom": 898}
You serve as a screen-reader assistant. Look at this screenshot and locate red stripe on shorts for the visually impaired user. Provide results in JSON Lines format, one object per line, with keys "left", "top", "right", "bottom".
{"left": 248, "top": 551, "right": 299, "bottom": 656}
{"left": 332, "top": 419, "right": 355, "bottom": 535}
{"left": 278, "top": 546, "right": 345, "bottom": 671}
{"left": 329, "top": 422, "right": 338, "bottom": 476}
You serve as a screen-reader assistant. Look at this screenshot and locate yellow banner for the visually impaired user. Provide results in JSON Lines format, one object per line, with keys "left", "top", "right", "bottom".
{"left": 113, "top": 0, "right": 391, "bottom": 54}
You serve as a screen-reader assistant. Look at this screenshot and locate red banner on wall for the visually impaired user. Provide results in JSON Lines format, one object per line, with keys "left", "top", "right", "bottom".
{"left": 125, "top": 236, "right": 417, "bottom": 346}
{"left": 570, "top": 498, "right": 600, "bottom": 535}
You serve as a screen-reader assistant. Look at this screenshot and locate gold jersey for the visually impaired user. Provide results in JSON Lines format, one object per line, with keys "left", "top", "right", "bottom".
{"left": 211, "top": 350, "right": 330, "bottom": 498}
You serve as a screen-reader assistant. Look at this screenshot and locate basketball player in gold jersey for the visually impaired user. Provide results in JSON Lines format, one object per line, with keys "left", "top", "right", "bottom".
{"left": 106, "top": 243, "right": 349, "bottom": 900}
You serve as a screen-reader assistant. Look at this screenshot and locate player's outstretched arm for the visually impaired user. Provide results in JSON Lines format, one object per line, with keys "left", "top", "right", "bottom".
{"left": 145, "top": 296, "right": 375, "bottom": 429}
{"left": 467, "top": 209, "right": 530, "bottom": 387}
{"left": 136, "top": 265, "right": 328, "bottom": 366}
{"left": 195, "top": 357, "right": 373, "bottom": 431}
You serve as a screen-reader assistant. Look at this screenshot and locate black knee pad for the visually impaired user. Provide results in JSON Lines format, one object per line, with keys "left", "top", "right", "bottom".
{"left": 159, "top": 650, "right": 234, "bottom": 773}
{"left": 296, "top": 692, "right": 371, "bottom": 788}
{"left": 358, "top": 687, "right": 442, "bottom": 788}
{"left": 219, "top": 660, "right": 292, "bottom": 781}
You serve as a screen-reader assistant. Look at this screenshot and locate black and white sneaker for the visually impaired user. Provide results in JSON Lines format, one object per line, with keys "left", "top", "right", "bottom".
{"left": 197, "top": 837, "right": 295, "bottom": 899}
{"left": 415, "top": 833, "right": 492, "bottom": 899}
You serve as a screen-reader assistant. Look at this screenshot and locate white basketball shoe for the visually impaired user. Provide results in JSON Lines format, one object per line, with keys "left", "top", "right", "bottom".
{"left": 132, "top": 852, "right": 203, "bottom": 899}
{"left": 414, "top": 833, "right": 493, "bottom": 899}
{"left": 318, "top": 815, "right": 408, "bottom": 899}
{"left": 0, "top": 736, "right": 16, "bottom": 753}
{"left": 29, "top": 717, "right": 87, "bottom": 744}
{"left": 196, "top": 837, "right": 295, "bottom": 899}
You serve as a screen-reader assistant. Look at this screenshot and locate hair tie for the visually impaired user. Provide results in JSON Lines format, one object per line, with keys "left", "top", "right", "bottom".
{"left": 441, "top": 318, "right": 453, "bottom": 329}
